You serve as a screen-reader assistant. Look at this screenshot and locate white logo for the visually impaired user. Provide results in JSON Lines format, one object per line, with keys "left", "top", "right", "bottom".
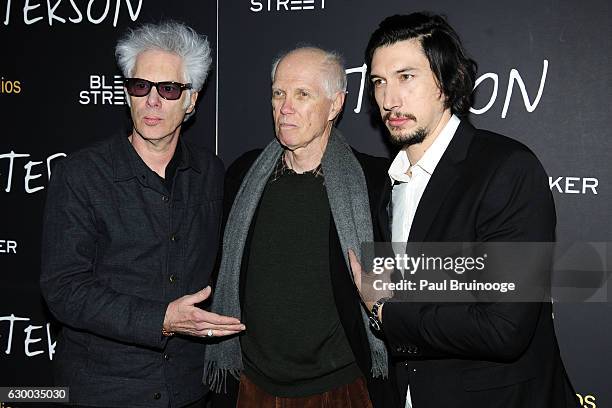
{"left": 3, "top": 0, "right": 143, "bottom": 27}
{"left": 470, "top": 59, "right": 548, "bottom": 119}
{"left": 0, "top": 151, "right": 66, "bottom": 194}
{"left": 250, "top": 0, "right": 325, "bottom": 12}
{"left": 79, "top": 75, "right": 126, "bottom": 105}
{"left": 345, "top": 59, "right": 549, "bottom": 118}
{"left": 0, "top": 314, "right": 56, "bottom": 360}
{"left": 0, "top": 239, "right": 17, "bottom": 254}
{"left": 549, "top": 177, "right": 598, "bottom": 195}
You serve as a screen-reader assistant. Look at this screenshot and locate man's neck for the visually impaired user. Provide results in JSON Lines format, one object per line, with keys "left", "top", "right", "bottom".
{"left": 283, "top": 126, "right": 331, "bottom": 173}
{"left": 129, "top": 131, "right": 179, "bottom": 178}
{"left": 405, "top": 110, "right": 452, "bottom": 165}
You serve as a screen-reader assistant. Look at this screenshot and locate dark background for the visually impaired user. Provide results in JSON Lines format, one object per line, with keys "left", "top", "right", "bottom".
{"left": 1, "top": 1, "right": 609, "bottom": 407}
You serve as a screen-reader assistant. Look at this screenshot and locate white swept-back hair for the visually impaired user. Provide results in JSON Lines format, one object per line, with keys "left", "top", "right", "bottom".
{"left": 115, "top": 21, "right": 211, "bottom": 118}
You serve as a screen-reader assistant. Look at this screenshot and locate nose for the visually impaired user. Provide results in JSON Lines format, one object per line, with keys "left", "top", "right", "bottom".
{"left": 279, "top": 96, "right": 294, "bottom": 115}
{"left": 381, "top": 83, "right": 401, "bottom": 112}
{"left": 146, "top": 85, "right": 162, "bottom": 108}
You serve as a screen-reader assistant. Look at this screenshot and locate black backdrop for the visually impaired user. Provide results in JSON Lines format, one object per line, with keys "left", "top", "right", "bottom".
{"left": 1, "top": 1, "right": 610, "bottom": 407}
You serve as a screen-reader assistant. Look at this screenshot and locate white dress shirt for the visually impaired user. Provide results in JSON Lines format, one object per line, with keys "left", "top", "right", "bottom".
{"left": 389, "top": 115, "right": 460, "bottom": 243}
{"left": 387, "top": 115, "right": 460, "bottom": 408}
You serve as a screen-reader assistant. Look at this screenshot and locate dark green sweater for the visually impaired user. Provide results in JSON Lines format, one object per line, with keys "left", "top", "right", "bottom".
{"left": 241, "top": 171, "right": 361, "bottom": 397}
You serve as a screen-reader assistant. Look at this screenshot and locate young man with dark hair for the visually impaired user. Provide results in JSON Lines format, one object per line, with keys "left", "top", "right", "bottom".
{"left": 351, "top": 12, "right": 579, "bottom": 408}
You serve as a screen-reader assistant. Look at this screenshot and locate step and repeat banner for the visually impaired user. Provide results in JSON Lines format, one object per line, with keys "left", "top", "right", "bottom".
{"left": 1, "top": 1, "right": 611, "bottom": 407}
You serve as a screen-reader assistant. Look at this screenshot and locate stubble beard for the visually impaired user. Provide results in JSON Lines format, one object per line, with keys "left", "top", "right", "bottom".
{"left": 388, "top": 126, "right": 428, "bottom": 148}
{"left": 383, "top": 111, "right": 428, "bottom": 148}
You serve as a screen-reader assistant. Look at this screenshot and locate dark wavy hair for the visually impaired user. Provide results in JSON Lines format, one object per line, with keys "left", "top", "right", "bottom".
{"left": 365, "top": 12, "right": 477, "bottom": 117}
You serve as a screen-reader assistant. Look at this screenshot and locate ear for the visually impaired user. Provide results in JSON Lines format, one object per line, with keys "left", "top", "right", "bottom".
{"left": 434, "top": 78, "right": 448, "bottom": 105}
{"left": 438, "top": 87, "right": 446, "bottom": 102}
{"left": 327, "top": 91, "right": 346, "bottom": 121}
{"left": 186, "top": 91, "right": 199, "bottom": 114}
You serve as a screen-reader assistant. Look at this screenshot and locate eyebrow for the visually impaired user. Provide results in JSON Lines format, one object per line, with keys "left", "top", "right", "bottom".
{"left": 271, "top": 85, "right": 316, "bottom": 93}
{"left": 369, "top": 67, "right": 417, "bottom": 80}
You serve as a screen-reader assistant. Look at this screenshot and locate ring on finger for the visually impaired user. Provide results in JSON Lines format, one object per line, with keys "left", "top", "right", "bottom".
{"left": 207, "top": 329, "right": 214, "bottom": 337}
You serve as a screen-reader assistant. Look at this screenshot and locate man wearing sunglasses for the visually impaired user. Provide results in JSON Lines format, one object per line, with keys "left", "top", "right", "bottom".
{"left": 40, "top": 21, "right": 244, "bottom": 408}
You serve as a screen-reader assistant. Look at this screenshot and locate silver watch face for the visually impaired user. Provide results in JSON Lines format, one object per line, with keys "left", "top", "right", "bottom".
{"left": 368, "top": 315, "right": 381, "bottom": 331}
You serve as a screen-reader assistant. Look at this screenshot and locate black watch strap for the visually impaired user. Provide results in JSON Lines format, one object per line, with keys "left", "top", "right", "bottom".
{"left": 369, "top": 297, "right": 389, "bottom": 331}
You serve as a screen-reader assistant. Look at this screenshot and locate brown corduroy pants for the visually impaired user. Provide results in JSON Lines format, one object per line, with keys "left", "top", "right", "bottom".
{"left": 236, "top": 374, "right": 373, "bottom": 408}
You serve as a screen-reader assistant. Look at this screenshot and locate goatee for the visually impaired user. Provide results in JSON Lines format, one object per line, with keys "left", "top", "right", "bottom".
{"left": 389, "top": 127, "right": 428, "bottom": 148}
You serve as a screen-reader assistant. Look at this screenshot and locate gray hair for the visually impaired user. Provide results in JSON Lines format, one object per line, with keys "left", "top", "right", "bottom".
{"left": 271, "top": 46, "right": 347, "bottom": 99}
{"left": 116, "top": 21, "right": 211, "bottom": 117}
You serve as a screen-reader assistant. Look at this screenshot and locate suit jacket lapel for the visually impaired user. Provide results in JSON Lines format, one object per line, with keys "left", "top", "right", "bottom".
{"left": 408, "top": 121, "right": 475, "bottom": 243}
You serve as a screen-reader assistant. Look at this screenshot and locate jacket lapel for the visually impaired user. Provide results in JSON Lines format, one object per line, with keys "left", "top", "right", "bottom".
{"left": 407, "top": 159, "right": 458, "bottom": 242}
{"left": 408, "top": 121, "right": 475, "bottom": 242}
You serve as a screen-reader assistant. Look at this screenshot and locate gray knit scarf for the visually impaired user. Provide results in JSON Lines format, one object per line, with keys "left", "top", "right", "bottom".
{"left": 203, "top": 128, "right": 388, "bottom": 392}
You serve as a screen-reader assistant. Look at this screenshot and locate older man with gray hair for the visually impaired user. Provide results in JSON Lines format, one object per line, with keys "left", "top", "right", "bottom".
{"left": 204, "top": 46, "right": 398, "bottom": 407}
{"left": 40, "top": 21, "right": 244, "bottom": 408}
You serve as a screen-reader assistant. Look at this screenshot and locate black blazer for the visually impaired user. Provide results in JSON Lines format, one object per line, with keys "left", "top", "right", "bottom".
{"left": 214, "top": 147, "right": 399, "bottom": 408}
{"left": 378, "top": 121, "right": 579, "bottom": 408}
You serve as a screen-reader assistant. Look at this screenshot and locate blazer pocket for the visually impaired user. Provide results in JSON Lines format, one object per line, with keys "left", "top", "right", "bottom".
{"left": 462, "top": 364, "right": 536, "bottom": 391}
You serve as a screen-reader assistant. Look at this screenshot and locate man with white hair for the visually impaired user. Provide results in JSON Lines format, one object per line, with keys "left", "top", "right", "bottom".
{"left": 40, "top": 21, "right": 244, "bottom": 408}
{"left": 204, "top": 46, "right": 398, "bottom": 407}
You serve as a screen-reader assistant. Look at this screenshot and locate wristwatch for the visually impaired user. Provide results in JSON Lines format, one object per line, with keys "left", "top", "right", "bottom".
{"left": 369, "top": 297, "right": 389, "bottom": 331}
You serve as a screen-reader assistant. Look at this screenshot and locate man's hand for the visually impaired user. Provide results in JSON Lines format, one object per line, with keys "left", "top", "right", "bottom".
{"left": 163, "top": 286, "right": 245, "bottom": 338}
{"left": 348, "top": 249, "right": 392, "bottom": 317}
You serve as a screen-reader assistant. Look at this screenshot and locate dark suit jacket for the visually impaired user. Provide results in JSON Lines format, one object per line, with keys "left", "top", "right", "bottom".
{"left": 213, "top": 148, "right": 399, "bottom": 408}
{"left": 378, "top": 121, "right": 579, "bottom": 407}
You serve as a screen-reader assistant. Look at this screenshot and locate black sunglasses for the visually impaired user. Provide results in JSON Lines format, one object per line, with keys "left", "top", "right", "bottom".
{"left": 124, "top": 78, "right": 192, "bottom": 100}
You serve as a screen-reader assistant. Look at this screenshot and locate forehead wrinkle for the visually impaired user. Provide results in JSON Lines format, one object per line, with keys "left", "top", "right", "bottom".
{"left": 274, "top": 51, "right": 328, "bottom": 92}
{"left": 273, "top": 75, "right": 324, "bottom": 97}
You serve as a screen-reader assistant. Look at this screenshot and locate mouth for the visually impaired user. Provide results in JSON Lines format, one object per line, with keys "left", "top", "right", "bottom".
{"left": 279, "top": 122, "right": 297, "bottom": 130}
{"left": 143, "top": 116, "right": 162, "bottom": 126}
{"left": 387, "top": 118, "right": 410, "bottom": 127}
{"left": 384, "top": 113, "right": 416, "bottom": 128}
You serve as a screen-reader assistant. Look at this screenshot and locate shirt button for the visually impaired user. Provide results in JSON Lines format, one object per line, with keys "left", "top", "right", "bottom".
{"left": 413, "top": 369, "right": 417, "bottom": 373}
{"left": 170, "top": 234, "right": 179, "bottom": 242}
{"left": 153, "top": 392, "right": 161, "bottom": 400}
{"left": 161, "top": 195, "right": 169, "bottom": 202}
{"left": 169, "top": 274, "right": 178, "bottom": 283}
{"left": 164, "top": 353, "right": 170, "bottom": 361}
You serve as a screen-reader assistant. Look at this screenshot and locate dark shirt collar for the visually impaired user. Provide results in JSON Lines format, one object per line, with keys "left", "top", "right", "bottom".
{"left": 268, "top": 153, "right": 324, "bottom": 183}
{"left": 112, "top": 134, "right": 200, "bottom": 182}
